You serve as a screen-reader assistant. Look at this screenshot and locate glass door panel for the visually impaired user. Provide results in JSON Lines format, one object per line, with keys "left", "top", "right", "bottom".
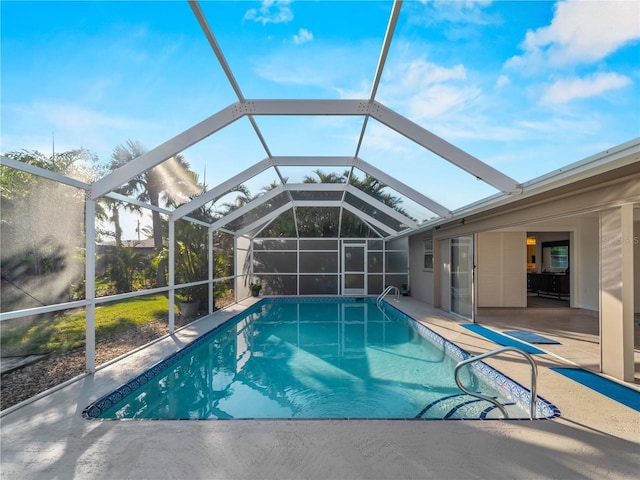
{"left": 451, "top": 235, "right": 473, "bottom": 319}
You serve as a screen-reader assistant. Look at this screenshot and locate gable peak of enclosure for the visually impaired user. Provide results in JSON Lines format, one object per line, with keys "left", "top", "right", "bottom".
{"left": 90, "top": 1, "right": 522, "bottom": 242}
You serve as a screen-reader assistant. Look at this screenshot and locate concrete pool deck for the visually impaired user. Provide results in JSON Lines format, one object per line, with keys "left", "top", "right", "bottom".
{"left": 1, "top": 297, "right": 638, "bottom": 479}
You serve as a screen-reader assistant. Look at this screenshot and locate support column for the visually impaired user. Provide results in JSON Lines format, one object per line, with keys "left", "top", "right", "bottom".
{"left": 168, "top": 220, "right": 175, "bottom": 334}
{"left": 600, "top": 204, "right": 634, "bottom": 381}
{"left": 208, "top": 227, "right": 214, "bottom": 315}
{"left": 85, "top": 198, "right": 96, "bottom": 373}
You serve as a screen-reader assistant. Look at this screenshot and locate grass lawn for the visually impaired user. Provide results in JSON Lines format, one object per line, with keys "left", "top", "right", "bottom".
{"left": 0, "top": 295, "right": 173, "bottom": 356}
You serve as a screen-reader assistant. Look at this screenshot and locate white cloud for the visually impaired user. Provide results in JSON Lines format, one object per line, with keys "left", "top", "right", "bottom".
{"left": 244, "top": 0, "right": 293, "bottom": 25}
{"left": 256, "top": 60, "right": 327, "bottom": 87}
{"left": 516, "top": 114, "right": 601, "bottom": 136}
{"left": 32, "top": 101, "right": 143, "bottom": 131}
{"left": 407, "top": 83, "right": 482, "bottom": 120}
{"left": 495, "top": 75, "right": 510, "bottom": 89}
{"left": 412, "top": 0, "right": 497, "bottom": 27}
{"left": 398, "top": 58, "right": 467, "bottom": 89}
{"left": 381, "top": 57, "right": 467, "bottom": 98}
{"left": 433, "top": 118, "right": 527, "bottom": 142}
{"left": 362, "top": 121, "right": 412, "bottom": 154}
{"left": 293, "top": 28, "right": 313, "bottom": 45}
{"left": 541, "top": 72, "right": 631, "bottom": 104}
{"left": 2, "top": 100, "right": 157, "bottom": 162}
{"left": 335, "top": 81, "right": 371, "bottom": 100}
{"left": 253, "top": 44, "right": 369, "bottom": 90}
{"left": 379, "top": 57, "right": 477, "bottom": 122}
{"left": 506, "top": 1, "right": 640, "bottom": 71}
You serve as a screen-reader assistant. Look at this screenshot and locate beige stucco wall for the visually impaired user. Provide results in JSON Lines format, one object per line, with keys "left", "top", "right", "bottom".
{"left": 599, "top": 204, "right": 635, "bottom": 380}
{"left": 406, "top": 155, "right": 639, "bottom": 381}
{"left": 635, "top": 217, "right": 640, "bottom": 315}
{"left": 408, "top": 234, "right": 434, "bottom": 305}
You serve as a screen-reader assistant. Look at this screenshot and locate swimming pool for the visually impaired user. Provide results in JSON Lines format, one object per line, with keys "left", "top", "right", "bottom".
{"left": 83, "top": 297, "right": 559, "bottom": 420}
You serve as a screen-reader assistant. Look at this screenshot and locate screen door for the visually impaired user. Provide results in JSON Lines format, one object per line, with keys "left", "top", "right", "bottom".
{"left": 342, "top": 243, "right": 366, "bottom": 295}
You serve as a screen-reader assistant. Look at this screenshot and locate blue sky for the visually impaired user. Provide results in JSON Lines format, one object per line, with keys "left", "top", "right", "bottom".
{"left": 2, "top": 0, "right": 639, "bottom": 236}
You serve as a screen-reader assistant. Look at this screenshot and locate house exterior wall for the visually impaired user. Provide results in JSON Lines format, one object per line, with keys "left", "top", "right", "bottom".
{"left": 635, "top": 218, "right": 640, "bottom": 316}
{"left": 423, "top": 170, "right": 638, "bottom": 308}
{"left": 407, "top": 162, "right": 639, "bottom": 381}
{"left": 408, "top": 234, "right": 433, "bottom": 305}
{"left": 432, "top": 169, "right": 639, "bottom": 240}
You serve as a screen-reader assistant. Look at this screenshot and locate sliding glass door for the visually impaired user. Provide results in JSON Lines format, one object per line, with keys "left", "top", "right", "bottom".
{"left": 451, "top": 235, "right": 474, "bottom": 320}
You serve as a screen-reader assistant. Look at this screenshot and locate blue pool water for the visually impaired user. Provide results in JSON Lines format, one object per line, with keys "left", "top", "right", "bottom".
{"left": 84, "top": 298, "right": 558, "bottom": 420}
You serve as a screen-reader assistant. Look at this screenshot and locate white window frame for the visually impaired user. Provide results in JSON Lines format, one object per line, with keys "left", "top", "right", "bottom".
{"left": 423, "top": 235, "right": 434, "bottom": 271}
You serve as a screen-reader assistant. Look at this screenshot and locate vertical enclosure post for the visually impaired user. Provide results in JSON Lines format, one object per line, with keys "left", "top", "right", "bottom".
{"left": 85, "top": 197, "right": 96, "bottom": 373}
{"left": 209, "top": 226, "right": 214, "bottom": 314}
{"left": 169, "top": 220, "right": 175, "bottom": 334}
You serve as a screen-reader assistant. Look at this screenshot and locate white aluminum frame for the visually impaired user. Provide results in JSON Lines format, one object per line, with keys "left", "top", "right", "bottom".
{"left": 92, "top": 99, "right": 521, "bottom": 203}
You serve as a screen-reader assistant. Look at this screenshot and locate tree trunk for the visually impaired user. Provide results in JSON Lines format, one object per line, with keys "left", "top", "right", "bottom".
{"left": 148, "top": 172, "right": 166, "bottom": 288}
{"left": 112, "top": 206, "right": 122, "bottom": 246}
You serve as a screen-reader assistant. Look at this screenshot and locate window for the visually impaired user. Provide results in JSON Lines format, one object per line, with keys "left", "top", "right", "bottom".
{"left": 542, "top": 240, "right": 569, "bottom": 273}
{"left": 423, "top": 235, "right": 433, "bottom": 270}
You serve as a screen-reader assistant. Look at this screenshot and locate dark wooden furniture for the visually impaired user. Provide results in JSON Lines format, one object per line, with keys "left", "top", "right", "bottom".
{"left": 527, "top": 273, "right": 570, "bottom": 299}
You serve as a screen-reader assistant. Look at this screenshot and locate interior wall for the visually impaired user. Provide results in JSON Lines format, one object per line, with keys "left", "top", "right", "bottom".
{"left": 525, "top": 217, "right": 599, "bottom": 310}
{"left": 477, "top": 231, "right": 527, "bottom": 307}
{"left": 409, "top": 234, "right": 434, "bottom": 305}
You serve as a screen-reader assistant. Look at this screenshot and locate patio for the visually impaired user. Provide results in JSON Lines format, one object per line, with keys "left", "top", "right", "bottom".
{"left": 1, "top": 297, "right": 638, "bottom": 480}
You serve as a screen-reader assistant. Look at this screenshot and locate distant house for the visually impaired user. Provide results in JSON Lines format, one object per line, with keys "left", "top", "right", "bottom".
{"left": 95, "top": 239, "right": 158, "bottom": 276}
{"left": 96, "top": 238, "right": 157, "bottom": 256}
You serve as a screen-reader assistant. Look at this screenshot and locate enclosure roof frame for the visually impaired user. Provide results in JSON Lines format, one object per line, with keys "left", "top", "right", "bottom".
{"left": 87, "top": 0, "right": 524, "bottom": 241}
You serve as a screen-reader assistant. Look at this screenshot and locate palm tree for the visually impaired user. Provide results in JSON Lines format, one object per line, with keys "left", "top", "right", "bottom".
{"left": 217, "top": 184, "right": 253, "bottom": 213}
{"left": 303, "top": 169, "right": 346, "bottom": 184}
{"left": 296, "top": 169, "right": 411, "bottom": 236}
{"left": 109, "top": 140, "right": 197, "bottom": 288}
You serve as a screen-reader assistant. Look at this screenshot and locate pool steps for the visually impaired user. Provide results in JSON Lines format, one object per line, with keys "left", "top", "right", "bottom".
{"left": 416, "top": 393, "right": 520, "bottom": 420}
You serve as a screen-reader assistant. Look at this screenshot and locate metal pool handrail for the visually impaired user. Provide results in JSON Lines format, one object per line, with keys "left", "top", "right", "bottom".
{"left": 454, "top": 345, "right": 539, "bottom": 420}
{"left": 376, "top": 285, "right": 399, "bottom": 307}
